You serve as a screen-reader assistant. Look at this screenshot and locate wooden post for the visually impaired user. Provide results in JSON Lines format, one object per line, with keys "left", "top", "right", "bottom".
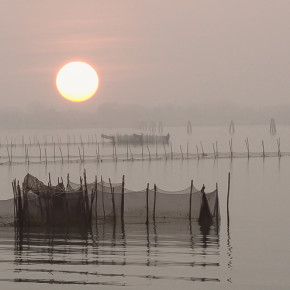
{"left": 10, "top": 141, "right": 13, "bottom": 163}
{"left": 262, "top": 140, "right": 265, "bottom": 158}
{"left": 112, "top": 143, "right": 115, "bottom": 161}
{"left": 121, "top": 175, "right": 125, "bottom": 223}
{"left": 17, "top": 181, "right": 23, "bottom": 226}
{"left": 215, "top": 182, "right": 220, "bottom": 227}
{"left": 114, "top": 144, "right": 117, "bottom": 162}
{"left": 212, "top": 143, "right": 216, "bottom": 159}
{"left": 156, "top": 141, "right": 158, "bottom": 160}
{"left": 78, "top": 147, "right": 82, "bottom": 162}
{"left": 24, "top": 145, "right": 26, "bottom": 162}
{"left": 53, "top": 142, "right": 56, "bottom": 161}
{"left": 227, "top": 172, "right": 231, "bottom": 226}
{"left": 66, "top": 173, "right": 70, "bottom": 190}
{"left": 89, "top": 179, "right": 96, "bottom": 226}
{"left": 153, "top": 184, "right": 157, "bottom": 221}
{"left": 101, "top": 176, "right": 105, "bottom": 218}
{"left": 146, "top": 183, "right": 149, "bottom": 225}
{"left": 127, "top": 142, "right": 129, "bottom": 161}
{"left": 147, "top": 145, "right": 151, "bottom": 161}
{"left": 229, "top": 138, "right": 233, "bottom": 159}
{"left": 216, "top": 141, "right": 218, "bottom": 158}
{"left": 7, "top": 146, "right": 11, "bottom": 164}
{"left": 83, "top": 170, "right": 90, "bottom": 225}
{"left": 48, "top": 172, "right": 51, "bottom": 187}
{"left": 200, "top": 142, "right": 204, "bottom": 157}
{"left": 189, "top": 180, "right": 193, "bottom": 219}
{"left": 129, "top": 145, "right": 134, "bottom": 161}
{"left": 187, "top": 142, "right": 189, "bottom": 159}
{"left": 59, "top": 147, "right": 63, "bottom": 163}
{"left": 38, "top": 143, "right": 41, "bottom": 162}
{"left": 109, "top": 178, "right": 116, "bottom": 223}
{"left": 27, "top": 146, "right": 29, "bottom": 165}
{"left": 95, "top": 176, "right": 98, "bottom": 223}
{"left": 196, "top": 145, "right": 199, "bottom": 160}
{"left": 170, "top": 143, "right": 173, "bottom": 160}
{"left": 245, "top": 138, "right": 250, "bottom": 158}
{"left": 12, "top": 180, "right": 17, "bottom": 224}
{"left": 45, "top": 148, "right": 47, "bottom": 165}
{"left": 277, "top": 138, "right": 281, "bottom": 157}
{"left": 163, "top": 143, "right": 167, "bottom": 160}
{"left": 79, "top": 176, "right": 86, "bottom": 225}
{"left": 180, "top": 145, "right": 184, "bottom": 160}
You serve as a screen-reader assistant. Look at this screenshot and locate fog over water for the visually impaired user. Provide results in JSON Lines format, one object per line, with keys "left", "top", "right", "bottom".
{"left": 1, "top": 103, "right": 290, "bottom": 129}
{"left": 1, "top": 0, "right": 290, "bottom": 289}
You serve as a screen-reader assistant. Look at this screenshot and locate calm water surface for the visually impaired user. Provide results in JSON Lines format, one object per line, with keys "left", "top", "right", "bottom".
{"left": 0, "top": 222, "right": 221, "bottom": 289}
{"left": 0, "top": 125, "right": 290, "bottom": 289}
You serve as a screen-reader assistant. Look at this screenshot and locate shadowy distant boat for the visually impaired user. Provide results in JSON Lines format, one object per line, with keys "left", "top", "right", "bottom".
{"left": 101, "top": 133, "right": 170, "bottom": 145}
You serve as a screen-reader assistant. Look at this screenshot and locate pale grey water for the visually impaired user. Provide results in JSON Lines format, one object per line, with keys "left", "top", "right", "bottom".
{"left": 0, "top": 125, "right": 290, "bottom": 289}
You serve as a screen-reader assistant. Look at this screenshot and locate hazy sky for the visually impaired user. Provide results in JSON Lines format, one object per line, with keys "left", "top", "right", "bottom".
{"left": 1, "top": 0, "right": 290, "bottom": 111}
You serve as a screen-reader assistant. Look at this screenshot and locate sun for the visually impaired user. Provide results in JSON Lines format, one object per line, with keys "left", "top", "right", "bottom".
{"left": 56, "top": 61, "right": 99, "bottom": 102}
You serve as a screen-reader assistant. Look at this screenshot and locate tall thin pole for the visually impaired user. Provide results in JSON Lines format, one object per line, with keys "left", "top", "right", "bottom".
{"left": 180, "top": 145, "right": 184, "bottom": 160}
{"left": 146, "top": 183, "right": 149, "bottom": 225}
{"left": 216, "top": 141, "right": 218, "bottom": 158}
{"left": 227, "top": 172, "right": 231, "bottom": 226}
{"left": 153, "top": 184, "right": 157, "bottom": 221}
{"left": 189, "top": 180, "right": 193, "bottom": 219}
{"left": 216, "top": 182, "right": 220, "bottom": 228}
{"left": 163, "top": 143, "right": 167, "bottom": 160}
{"left": 109, "top": 178, "right": 116, "bottom": 223}
{"left": 262, "top": 141, "right": 265, "bottom": 158}
{"left": 59, "top": 147, "right": 63, "bottom": 163}
{"left": 147, "top": 145, "right": 151, "bottom": 161}
{"left": 121, "top": 175, "right": 125, "bottom": 223}
{"left": 127, "top": 142, "right": 129, "bottom": 161}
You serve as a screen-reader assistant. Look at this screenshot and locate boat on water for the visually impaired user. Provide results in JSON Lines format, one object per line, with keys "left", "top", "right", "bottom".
{"left": 101, "top": 133, "right": 170, "bottom": 145}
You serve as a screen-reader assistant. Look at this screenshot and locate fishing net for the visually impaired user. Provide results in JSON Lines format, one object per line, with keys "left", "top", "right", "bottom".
{"left": 6, "top": 174, "right": 220, "bottom": 226}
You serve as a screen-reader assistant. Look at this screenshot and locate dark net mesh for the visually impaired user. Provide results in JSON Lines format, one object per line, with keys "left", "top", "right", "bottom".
{"left": 7, "top": 174, "right": 220, "bottom": 226}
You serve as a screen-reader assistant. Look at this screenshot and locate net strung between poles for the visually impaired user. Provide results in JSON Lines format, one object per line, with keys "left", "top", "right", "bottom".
{"left": 8, "top": 173, "right": 220, "bottom": 227}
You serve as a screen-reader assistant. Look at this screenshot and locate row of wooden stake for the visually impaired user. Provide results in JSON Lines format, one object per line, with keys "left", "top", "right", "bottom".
{"left": 4, "top": 138, "right": 284, "bottom": 165}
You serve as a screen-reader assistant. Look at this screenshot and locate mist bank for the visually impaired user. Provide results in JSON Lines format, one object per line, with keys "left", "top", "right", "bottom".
{"left": 0, "top": 102, "right": 289, "bottom": 129}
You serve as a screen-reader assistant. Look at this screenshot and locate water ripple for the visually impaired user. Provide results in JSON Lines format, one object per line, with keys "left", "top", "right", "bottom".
{"left": 0, "top": 221, "right": 221, "bottom": 288}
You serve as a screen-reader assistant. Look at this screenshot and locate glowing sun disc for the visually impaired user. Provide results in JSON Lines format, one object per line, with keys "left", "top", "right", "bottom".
{"left": 56, "top": 61, "right": 99, "bottom": 102}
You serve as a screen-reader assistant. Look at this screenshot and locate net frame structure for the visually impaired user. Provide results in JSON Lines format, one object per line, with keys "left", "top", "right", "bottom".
{"left": 11, "top": 172, "right": 220, "bottom": 227}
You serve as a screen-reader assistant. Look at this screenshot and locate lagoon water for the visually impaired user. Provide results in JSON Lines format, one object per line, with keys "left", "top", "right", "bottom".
{"left": 0, "top": 125, "right": 290, "bottom": 289}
